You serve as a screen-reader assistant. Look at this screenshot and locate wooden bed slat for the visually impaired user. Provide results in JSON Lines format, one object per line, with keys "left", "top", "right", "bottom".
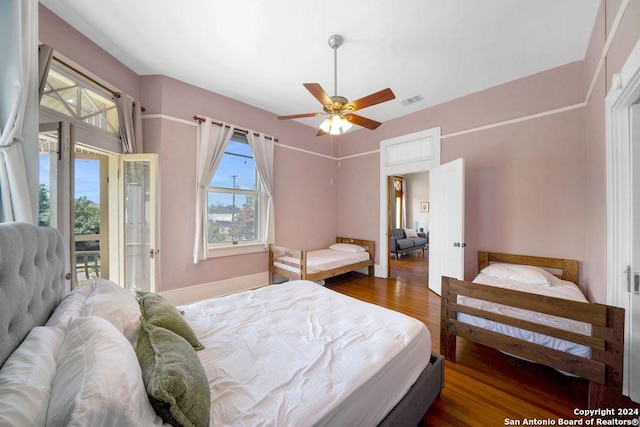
{"left": 447, "top": 319, "right": 606, "bottom": 383}
{"left": 448, "top": 279, "right": 608, "bottom": 326}
{"left": 448, "top": 302, "right": 605, "bottom": 350}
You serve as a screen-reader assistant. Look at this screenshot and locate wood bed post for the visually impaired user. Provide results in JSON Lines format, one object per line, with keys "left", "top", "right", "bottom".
{"left": 440, "top": 276, "right": 457, "bottom": 362}
{"left": 587, "top": 305, "right": 625, "bottom": 409}
{"left": 477, "top": 251, "right": 489, "bottom": 272}
{"left": 268, "top": 245, "right": 275, "bottom": 284}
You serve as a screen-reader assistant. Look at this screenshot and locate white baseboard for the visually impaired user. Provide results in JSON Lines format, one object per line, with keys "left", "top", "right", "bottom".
{"left": 160, "top": 272, "right": 270, "bottom": 306}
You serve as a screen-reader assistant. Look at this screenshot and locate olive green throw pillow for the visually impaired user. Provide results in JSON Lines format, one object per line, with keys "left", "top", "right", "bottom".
{"left": 136, "top": 319, "right": 210, "bottom": 427}
{"left": 138, "top": 292, "right": 204, "bottom": 351}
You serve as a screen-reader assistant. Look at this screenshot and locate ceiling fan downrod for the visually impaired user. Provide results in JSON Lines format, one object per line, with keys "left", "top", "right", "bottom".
{"left": 328, "top": 34, "right": 344, "bottom": 98}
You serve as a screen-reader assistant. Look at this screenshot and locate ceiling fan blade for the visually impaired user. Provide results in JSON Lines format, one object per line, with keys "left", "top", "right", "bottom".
{"left": 347, "top": 114, "right": 382, "bottom": 130}
{"left": 303, "top": 83, "right": 333, "bottom": 107}
{"left": 316, "top": 128, "right": 328, "bottom": 136}
{"left": 277, "top": 112, "right": 324, "bottom": 120}
{"left": 344, "top": 88, "right": 395, "bottom": 112}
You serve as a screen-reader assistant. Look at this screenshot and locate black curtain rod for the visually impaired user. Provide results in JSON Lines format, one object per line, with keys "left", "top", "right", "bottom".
{"left": 193, "top": 115, "right": 278, "bottom": 142}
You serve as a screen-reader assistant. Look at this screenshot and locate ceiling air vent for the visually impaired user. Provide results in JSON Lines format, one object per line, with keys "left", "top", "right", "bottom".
{"left": 401, "top": 94, "right": 424, "bottom": 106}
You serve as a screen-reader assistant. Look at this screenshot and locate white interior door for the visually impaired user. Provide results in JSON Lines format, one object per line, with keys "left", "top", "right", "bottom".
{"left": 120, "top": 154, "right": 158, "bottom": 293}
{"left": 428, "top": 157, "right": 465, "bottom": 295}
{"left": 629, "top": 102, "right": 640, "bottom": 403}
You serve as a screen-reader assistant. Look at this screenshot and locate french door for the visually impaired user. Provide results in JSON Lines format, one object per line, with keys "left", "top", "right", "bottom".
{"left": 120, "top": 154, "right": 159, "bottom": 293}
{"left": 38, "top": 121, "right": 159, "bottom": 292}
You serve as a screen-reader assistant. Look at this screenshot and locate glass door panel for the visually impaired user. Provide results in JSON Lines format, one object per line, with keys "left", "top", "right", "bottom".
{"left": 121, "top": 154, "right": 158, "bottom": 292}
{"left": 73, "top": 150, "right": 109, "bottom": 284}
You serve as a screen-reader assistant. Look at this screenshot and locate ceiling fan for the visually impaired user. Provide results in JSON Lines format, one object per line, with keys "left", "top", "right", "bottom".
{"left": 277, "top": 34, "right": 395, "bottom": 136}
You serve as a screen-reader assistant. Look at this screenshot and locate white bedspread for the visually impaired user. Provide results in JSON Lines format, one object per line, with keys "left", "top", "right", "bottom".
{"left": 274, "top": 249, "right": 370, "bottom": 274}
{"left": 457, "top": 272, "right": 591, "bottom": 358}
{"left": 178, "top": 280, "right": 431, "bottom": 427}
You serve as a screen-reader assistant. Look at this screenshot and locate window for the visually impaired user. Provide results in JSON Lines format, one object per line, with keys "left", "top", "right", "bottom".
{"left": 207, "top": 134, "right": 263, "bottom": 247}
{"left": 40, "top": 67, "right": 119, "bottom": 134}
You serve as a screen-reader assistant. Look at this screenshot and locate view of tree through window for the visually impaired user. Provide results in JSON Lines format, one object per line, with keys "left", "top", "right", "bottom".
{"left": 207, "top": 138, "right": 260, "bottom": 245}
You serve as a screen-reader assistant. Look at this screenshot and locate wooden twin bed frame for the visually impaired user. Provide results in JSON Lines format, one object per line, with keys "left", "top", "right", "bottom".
{"left": 269, "top": 236, "right": 375, "bottom": 283}
{"left": 440, "top": 251, "right": 625, "bottom": 409}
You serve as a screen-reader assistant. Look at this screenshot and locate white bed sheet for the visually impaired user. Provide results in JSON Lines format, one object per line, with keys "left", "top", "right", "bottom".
{"left": 178, "top": 280, "right": 431, "bottom": 427}
{"left": 274, "top": 248, "right": 370, "bottom": 274}
{"left": 457, "top": 272, "right": 591, "bottom": 358}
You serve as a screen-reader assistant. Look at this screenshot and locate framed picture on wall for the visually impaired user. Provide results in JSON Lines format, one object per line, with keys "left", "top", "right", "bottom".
{"left": 421, "top": 202, "right": 429, "bottom": 212}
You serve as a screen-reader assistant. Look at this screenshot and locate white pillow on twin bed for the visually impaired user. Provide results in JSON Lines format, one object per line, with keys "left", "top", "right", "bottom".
{"left": 0, "top": 327, "right": 65, "bottom": 426}
{"left": 481, "top": 263, "right": 559, "bottom": 286}
{"left": 46, "top": 278, "right": 141, "bottom": 346}
{"left": 47, "top": 316, "right": 164, "bottom": 427}
{"left": 329, "top": 243, "right": 367, "bottom": 253}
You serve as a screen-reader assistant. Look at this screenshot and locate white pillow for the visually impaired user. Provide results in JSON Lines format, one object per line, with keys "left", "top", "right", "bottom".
{"left": 329, "top": 243, "right": 366, "bottom": 253}
{"left": 0, "top": 327, "right": 65, "bottom": 426}
{"left": 403, "top": 228, "right": 419, "bottom": 238}
{"left": 47, "top": 316, "right": 163, "bottom": 427}
{"left": 481, "top": 263, "right": 558, "bottom": 286}
{"left": 79, "top": 278, "right": 141, "bottom": 346}
{"left": 45, "top": 279, "right": 95, "bottom": 329}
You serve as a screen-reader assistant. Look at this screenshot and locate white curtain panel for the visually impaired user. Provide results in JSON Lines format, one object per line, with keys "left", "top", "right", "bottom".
{"left": 246, "top": 131, "right": 274, "bottom": 246}
{"left": 116, "top": 93, "right": 144, "bottom": 153}
{"left": 0, "top": 0, "right": 37, "bottom": 224}
{"left": 38, "top": 44, "right": 53, "bottom": 101}
{"left": 193, "top": 118, "right": 235, "bottom": 263}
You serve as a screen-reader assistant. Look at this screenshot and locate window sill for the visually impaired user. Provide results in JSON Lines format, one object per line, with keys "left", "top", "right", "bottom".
{"left": 207, "top": 242, "right": 267, "bottom": 258}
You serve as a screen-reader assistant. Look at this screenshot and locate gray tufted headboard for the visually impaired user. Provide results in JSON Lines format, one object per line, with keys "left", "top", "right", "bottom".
{"left": 0, "top": 222, "right": 67, "bottom": 368}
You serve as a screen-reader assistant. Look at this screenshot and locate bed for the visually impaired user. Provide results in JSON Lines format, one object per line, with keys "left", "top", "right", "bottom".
{"left": 0, "top": 223, "right": 443, "bottom": 426}
{"left": 440, "top": 251, "right": 624, "bottom": 410}
{"left": 269, "top": 236, "right": 375, "bottom": 284}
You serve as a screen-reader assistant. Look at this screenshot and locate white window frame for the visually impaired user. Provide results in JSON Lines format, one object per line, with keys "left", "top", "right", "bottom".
{"left": 206, "top": 133, "right": 268, "bottom": 258}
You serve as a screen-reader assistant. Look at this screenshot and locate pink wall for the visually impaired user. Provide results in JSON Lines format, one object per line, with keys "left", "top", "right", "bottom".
{"left": 39, "top": 2, "right": 640, "bottom": 300}
{"left": 139, "top": 76, "right": 340, "bottom": 291}
{"left": 39, "top": 6, "right": 341, "bottom": 292}
{"left": 336, "top": 0, "right": 640, "bottom": 303}
{"left": 338, "top": 62, "right": 587, "bottom": 285}
{"left": 38, "top": 5, "right": 140, "bottom": 100}
{"left": 582, "top": 0, "right": 640, "bottom": 302}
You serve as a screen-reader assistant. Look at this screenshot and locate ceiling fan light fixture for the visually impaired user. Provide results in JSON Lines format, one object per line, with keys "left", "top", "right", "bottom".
{"left": 320, "top": 117, "right": 332, "bottom": 133}
{"left": 322, "top": 114, "right": 352, "bottom": 135}
{"left": 341, "top": 117, "right": 353, "bottom": 132}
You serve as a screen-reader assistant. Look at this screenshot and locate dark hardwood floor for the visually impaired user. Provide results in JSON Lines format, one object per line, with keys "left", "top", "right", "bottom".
{"left": 324, "top": 250, "right": 640, "bottom": 426}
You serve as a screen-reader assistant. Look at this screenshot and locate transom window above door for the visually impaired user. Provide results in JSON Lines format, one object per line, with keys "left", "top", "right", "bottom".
{"left": 40, "top": 67, "right": 119, "bottom": 134}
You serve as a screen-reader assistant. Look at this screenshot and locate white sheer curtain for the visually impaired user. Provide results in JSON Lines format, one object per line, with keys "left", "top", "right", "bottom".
{"left": 116, "top": 93, "right": 144, "bottom": 153}
{"left": 246, "top": 131, "right": 274, "bottom": 247}
{"left": 38, "top": 44, "right": 53, "bottom": 101}
{"left": 193, "top": 118, "right": 235, "bottom": 263}
{"left": 0, "top": 0, "right": 37, "bottom": 223}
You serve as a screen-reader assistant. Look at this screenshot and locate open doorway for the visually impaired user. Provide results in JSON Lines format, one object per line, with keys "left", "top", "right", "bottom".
{"left": 388, "top": 172, "right": 430, "bottom": 284}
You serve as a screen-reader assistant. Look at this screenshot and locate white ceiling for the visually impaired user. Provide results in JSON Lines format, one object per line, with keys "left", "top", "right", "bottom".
{"left": 41, "top": 0, "right": 600, "bottom": 130}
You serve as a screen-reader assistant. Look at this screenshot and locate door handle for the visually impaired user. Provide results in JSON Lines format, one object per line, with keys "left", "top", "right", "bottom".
{"left": 453, "top": 242, "right": 467, "bottom": 248}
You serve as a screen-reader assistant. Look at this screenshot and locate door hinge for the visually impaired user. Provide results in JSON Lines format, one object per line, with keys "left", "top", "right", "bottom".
{"left": 626, "top": 265, "right": 631, "bottom": 293}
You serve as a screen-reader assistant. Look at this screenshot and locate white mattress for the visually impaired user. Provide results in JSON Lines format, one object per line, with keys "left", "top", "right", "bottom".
{"left": 457, "top": 272, "right": 591, "bottom": 359}
{"left": 274, "top": 248, "right": 370, "bottom": 274}
{"left": 178, "top": 280, "right": 431, "bottom": 427}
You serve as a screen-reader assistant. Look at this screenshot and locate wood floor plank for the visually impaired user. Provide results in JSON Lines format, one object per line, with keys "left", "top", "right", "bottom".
{"left": 324, "top": 252, "right": 640, "bottom": 426}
